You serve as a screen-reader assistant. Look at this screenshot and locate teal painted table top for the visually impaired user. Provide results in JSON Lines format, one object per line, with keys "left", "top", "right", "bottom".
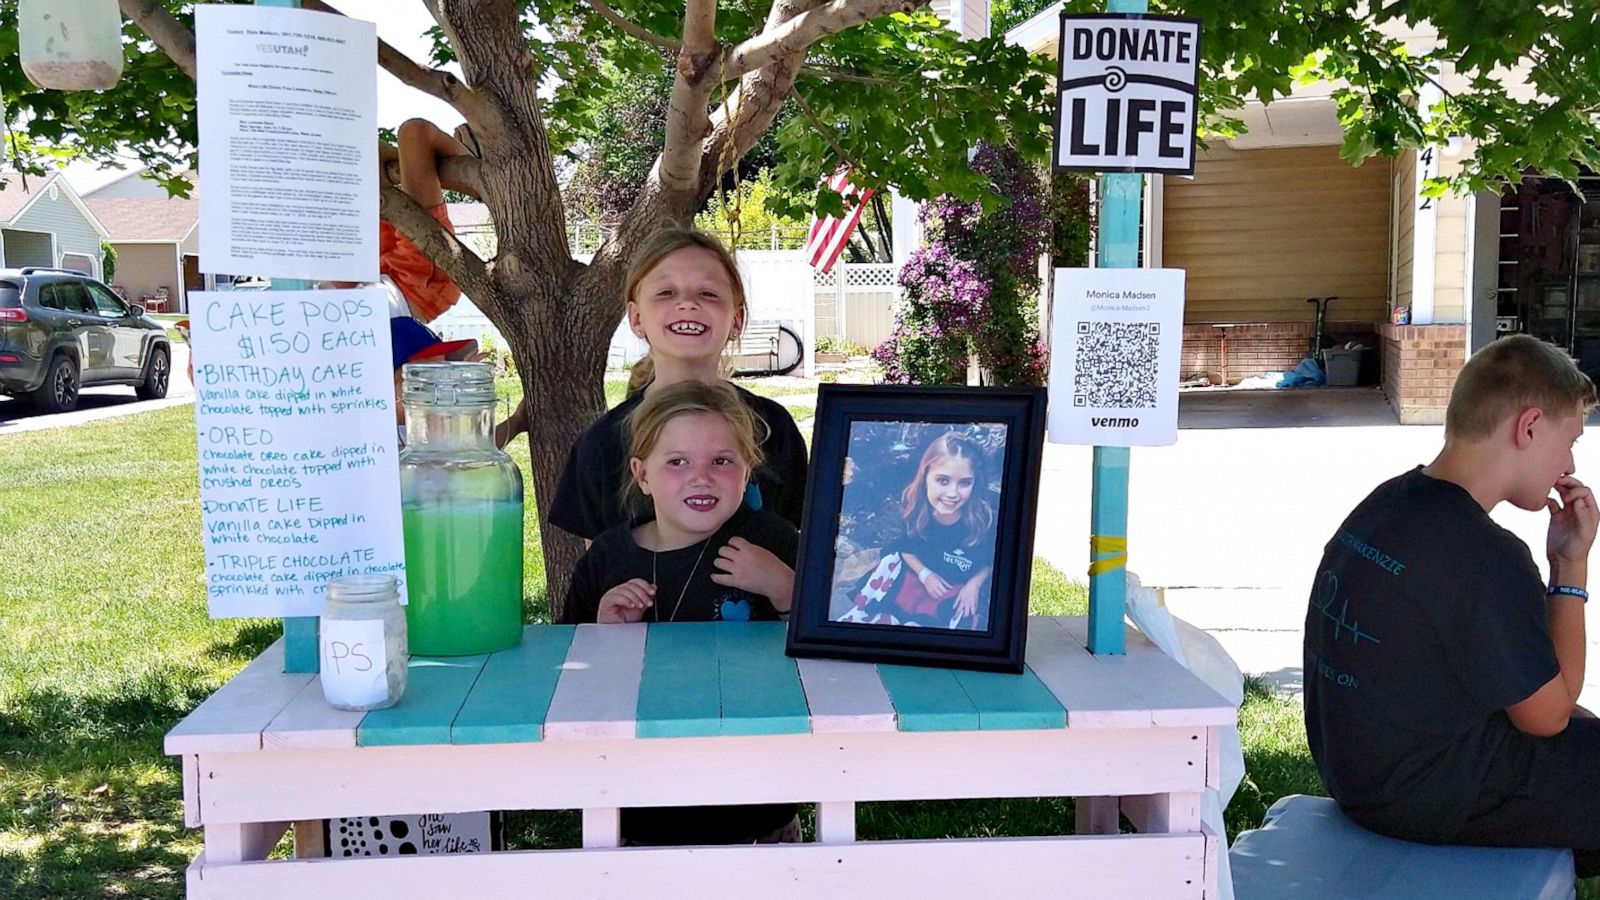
{"left": 165, "top": 617, "right": 1236, "bottom": 756}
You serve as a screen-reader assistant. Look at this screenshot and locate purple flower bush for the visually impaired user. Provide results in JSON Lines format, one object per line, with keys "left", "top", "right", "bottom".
{"left": 875, "top": 144, "right": 1050, "bottom": 386}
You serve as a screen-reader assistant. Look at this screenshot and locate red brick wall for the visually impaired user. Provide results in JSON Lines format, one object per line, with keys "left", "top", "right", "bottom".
{"left": 1378, "top": 323, "right": 1467, "bottom": 424}
{"left": 1181, "top": 323, "right": 1314, "bottom": 384}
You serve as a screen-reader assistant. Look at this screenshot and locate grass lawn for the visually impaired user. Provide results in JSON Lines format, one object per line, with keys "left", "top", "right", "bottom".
{"left": 8, "top": 389, "right": 1581, "bottom": 896}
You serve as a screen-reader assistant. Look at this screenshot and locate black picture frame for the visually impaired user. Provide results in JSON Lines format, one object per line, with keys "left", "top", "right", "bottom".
{"left": 786, "top": 385, "right": 1048, "bottom": 674}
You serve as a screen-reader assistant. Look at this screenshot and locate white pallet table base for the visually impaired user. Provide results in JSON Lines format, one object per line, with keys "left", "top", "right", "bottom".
{"left": 170, "top": 618, "right": 1234, "bottom": 897}
{"left": 185, "top": 832, "right": 1215, "bottom": 899}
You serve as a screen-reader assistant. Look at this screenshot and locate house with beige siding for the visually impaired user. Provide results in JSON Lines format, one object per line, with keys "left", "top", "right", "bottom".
{"left": 1008, "top": 10, "right": 1521, "bottom": 424}
{"left": 0, "top": 172, "right": 108, "bottom": 278}
{"left": 81, "top": 170, "right": 201, "bottom": 314}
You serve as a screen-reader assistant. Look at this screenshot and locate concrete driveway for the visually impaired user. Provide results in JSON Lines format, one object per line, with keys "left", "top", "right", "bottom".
{"left": 0, "top": 344, "right": 194, "bottom": 436}
{"left": 1035, "top": 385, "right": 1600, "bottom": 702}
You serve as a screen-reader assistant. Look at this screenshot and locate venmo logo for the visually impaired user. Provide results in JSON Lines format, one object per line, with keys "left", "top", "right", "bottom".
{"left": 1091, "top": 416, "right": 1140, "bottom": 427}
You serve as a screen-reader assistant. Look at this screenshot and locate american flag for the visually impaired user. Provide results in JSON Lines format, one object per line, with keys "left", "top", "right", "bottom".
{"left": 805, "top": 168, "right": 875, "bottom": 274}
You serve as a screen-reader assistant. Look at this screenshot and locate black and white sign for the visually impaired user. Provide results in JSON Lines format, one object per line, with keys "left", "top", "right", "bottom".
{"left": 1053, "top": 14, "right": 1201, "bottom": 175}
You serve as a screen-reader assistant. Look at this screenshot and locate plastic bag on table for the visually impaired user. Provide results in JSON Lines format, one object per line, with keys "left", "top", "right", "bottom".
{"left": 1124, "top": 570, "right": 1246, "bottom": 900}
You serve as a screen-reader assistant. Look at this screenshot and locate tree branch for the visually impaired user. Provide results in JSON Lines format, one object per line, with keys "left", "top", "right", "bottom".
{"left": 582, "top": 0, "right": 682, "bottom": 52}
{"left": 302, "top": 0, "right": 476, "bottom": 112}
{"left": 118, "top": 0, "right": 196, "bottom": 79}
{"left": 379, "top": 181, "right": 492, "bottom": 299}
{"left": 658, "top": 0, "right": 722, "bottom": 197}
{"left": 788, "top": 87, "right": 859, "bottom": 170}
{"left": 798, "top": 64, "right": 895, "bottom": 86}
{"left": 725, "top": 0, "right": 928, "bottom": 79}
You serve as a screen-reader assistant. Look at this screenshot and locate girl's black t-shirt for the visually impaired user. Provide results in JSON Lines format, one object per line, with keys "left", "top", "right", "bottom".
{"left": 547, "top": 384, "right": 809, "bottom": 540}
{"left": 560, "top": 507, "right": 798, "bottom": 626}
{"left": 900, "top": 516, "right": 997, "bottom": 587}
{"left": 559, "top": 507, "right": 801, "bottom": 845}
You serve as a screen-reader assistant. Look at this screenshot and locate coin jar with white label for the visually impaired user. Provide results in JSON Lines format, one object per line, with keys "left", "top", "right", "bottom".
{"left": 319, "top": 574, "right": 408, "bottom": 711}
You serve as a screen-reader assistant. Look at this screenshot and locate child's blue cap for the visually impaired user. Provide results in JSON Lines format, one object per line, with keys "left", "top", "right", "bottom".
{"left": 390, "top": 316, "right": 476, "bottom": 370}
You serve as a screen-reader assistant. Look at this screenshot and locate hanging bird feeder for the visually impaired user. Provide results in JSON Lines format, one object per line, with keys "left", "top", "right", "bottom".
{"left": 18, "top": 0, "right": 124, "bottom": 91}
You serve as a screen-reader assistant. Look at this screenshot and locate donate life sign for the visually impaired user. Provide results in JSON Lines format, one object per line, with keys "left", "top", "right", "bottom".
{"left": 1053, "top": 14, "right": 1201, "bottom": 175}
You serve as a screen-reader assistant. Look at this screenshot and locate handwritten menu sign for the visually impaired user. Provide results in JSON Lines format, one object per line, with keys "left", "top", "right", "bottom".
{"left": 196, "top": 5, "right": 378, "bottom": 282}
{"left": 191, "top": 288, "right": 405, "bottom": 618}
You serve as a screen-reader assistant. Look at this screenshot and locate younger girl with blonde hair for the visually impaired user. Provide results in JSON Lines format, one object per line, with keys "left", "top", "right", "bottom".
{"left": 561, "top": 379, "right": 800, "bottom": 844}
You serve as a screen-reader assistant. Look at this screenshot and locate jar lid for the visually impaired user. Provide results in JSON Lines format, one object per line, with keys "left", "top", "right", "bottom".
{"left": 402, "top": 361, "right": 496, "bottom": 408}
{"left": 326, "top": 573, "right": 399, "bottom": 603}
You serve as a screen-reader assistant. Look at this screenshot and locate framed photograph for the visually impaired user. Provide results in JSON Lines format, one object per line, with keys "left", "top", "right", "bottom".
{"left": 786, "top": 385, "right": 1048, "bottom": 673}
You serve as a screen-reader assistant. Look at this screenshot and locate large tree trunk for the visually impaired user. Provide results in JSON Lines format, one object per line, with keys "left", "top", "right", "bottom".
{"left": 490, "top": 268, "right": 620, "bottom": 621}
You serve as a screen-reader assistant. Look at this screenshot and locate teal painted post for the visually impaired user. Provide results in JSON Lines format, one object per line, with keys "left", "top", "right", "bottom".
{"left": 1086, "top": 0, "right": 1148, "bottom": 655}
{"left": 255, "top": 0, "right": 319, "bottom": 673}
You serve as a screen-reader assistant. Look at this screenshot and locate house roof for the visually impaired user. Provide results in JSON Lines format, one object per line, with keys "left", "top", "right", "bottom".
{"left": 0, "top": 171, "right": 62, "bottom": 222}
{"left": 0, "top": 171, "right": 111, "bottom": 239}
{"left": 81, "top": 168, "right": 199, "bottom": 200}
{"left": 86, "top": 197, "right": 200, "bottom": 242}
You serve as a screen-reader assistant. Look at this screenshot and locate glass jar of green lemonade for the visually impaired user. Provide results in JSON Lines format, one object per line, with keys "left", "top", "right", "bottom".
{"left": 399, "top": 361, "right": 524, "bottom": 656}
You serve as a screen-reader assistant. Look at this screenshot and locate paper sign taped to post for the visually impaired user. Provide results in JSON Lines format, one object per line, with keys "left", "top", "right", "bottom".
{"left": 1047, "top": 268, "right": 1185, "bottom": 447}
{"left": 1053, "top": 14, "right": 1201, "bottom": 174}
{"left": 196, "top": 5, "right": 378, "bottom": 282}
{"left": 191, "top": 288, "right": 406, "bottom": 617}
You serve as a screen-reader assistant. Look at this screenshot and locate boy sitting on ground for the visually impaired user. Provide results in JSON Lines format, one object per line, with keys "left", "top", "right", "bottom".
{"left": 1304, "top": 334, "right": 1599, "bottom": 872}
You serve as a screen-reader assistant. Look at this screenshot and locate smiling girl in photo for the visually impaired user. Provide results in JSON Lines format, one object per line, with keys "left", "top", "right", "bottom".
{"left": 842, "top": 432, "right": 998, "bottom": 630}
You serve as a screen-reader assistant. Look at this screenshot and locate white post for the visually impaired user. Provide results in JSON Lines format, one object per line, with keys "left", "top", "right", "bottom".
{"left": 1410, "top": 83, "right": 1442, "bottom": 325}
{"left": 836, "top": 264, "right": 849, "bottom": 342}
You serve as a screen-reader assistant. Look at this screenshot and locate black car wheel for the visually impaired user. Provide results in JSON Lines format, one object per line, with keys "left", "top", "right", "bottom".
{"left": 32, "top": 355, "right": 79, "bottom": 414}
{"left": 136, "top": 345, "right": 170, "bottom": 400}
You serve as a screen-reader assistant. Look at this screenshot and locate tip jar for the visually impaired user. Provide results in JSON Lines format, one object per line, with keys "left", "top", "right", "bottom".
{"left": 399, "top": 362, "right": 525, "bottom": 656}
{"left": 320, "top": 574, "right": 408, "bottom": 711}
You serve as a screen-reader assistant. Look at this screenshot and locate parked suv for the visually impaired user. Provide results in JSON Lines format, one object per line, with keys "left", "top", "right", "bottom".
{"left": 0, "top": 268, "right": 171, "bottom": 413}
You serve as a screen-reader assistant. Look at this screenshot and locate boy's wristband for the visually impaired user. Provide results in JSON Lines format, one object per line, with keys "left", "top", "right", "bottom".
{"left": 1547, "top": 585, "right": 1589, "bottom": 602}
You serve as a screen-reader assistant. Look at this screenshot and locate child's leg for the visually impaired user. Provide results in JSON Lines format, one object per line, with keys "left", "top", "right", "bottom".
{"left": 1446, "top": 717, "right": 1600, "bottom": 876}
{"left": 396, "top": 118, "right": 474, "bottom": 206}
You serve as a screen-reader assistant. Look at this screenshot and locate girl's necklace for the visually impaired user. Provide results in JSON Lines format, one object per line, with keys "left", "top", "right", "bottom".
{"left": 651, "top": 536, "right": 714, "bottom": 623}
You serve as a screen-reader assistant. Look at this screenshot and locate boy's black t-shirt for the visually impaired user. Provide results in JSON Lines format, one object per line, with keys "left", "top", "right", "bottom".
{"left": 1303, "top": 467, "right": 1558, "bottom": 841}
{"left": 559, "top": 507, "right": 800, "bottom": 845}
{"left": 547, "top": 384, "right": 809, "bottom": 540}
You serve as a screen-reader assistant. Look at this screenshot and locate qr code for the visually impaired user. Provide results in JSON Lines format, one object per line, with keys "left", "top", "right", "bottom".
{"left": 1073, "top": 321, "right": 1160, "bottom": 408}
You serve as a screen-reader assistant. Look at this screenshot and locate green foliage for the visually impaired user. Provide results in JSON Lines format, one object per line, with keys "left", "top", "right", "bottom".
{"left": 0, "top": 4, "right": 196, "bottom": 193}
{"left": 1, "top": 1, "right": 1592, "bottom": 218}
{"left": 1049, "top": 172, "right": 1094, "bottom": 268}
{"left": 815, "top": 334, "right": 868, "bottom": 356}
{"left": 694, "top": 169, "right": 811, "bottom": 250}
{"left": 100, "top": 241, "right": 117, "bottom": 283}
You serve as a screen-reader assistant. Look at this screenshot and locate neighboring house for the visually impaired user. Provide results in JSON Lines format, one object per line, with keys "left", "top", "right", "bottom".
{"left": 0, "top": 171, "right": 108, "bottom": 279}
{"left": 1007, "top": 10, "right": 1529, "bottom": 424}
{"left": 82, "top": 169, "right": 199, "bottom": 314}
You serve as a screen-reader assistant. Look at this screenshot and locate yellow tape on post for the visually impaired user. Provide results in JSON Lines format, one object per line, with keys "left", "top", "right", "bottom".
{"left": 1088, "top": 535, "right": 1128, "bottom": 577}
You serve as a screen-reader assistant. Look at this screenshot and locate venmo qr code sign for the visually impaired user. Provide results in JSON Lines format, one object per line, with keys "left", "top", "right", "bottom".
{"left": 1047, "top": 268, "right": 1185, "bottom": 447}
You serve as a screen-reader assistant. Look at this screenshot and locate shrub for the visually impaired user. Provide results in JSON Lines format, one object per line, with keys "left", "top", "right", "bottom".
{"left": 874, "top": 144, "right": 1052, "bottom": 387}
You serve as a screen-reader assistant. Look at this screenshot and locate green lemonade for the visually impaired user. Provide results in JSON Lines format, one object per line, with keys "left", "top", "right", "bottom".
{"left": 402, "top": 497, "right": 524, "bottom": 656}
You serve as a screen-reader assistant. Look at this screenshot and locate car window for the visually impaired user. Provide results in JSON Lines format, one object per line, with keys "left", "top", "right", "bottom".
{"left": 36, "top": 283, "right": 61, "bottom": 310}
{"left": 85, "top": 282, "right": 128, "bottom": 317}
{"left": 53, "top": 282, "right": 93, "bottom": 315}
